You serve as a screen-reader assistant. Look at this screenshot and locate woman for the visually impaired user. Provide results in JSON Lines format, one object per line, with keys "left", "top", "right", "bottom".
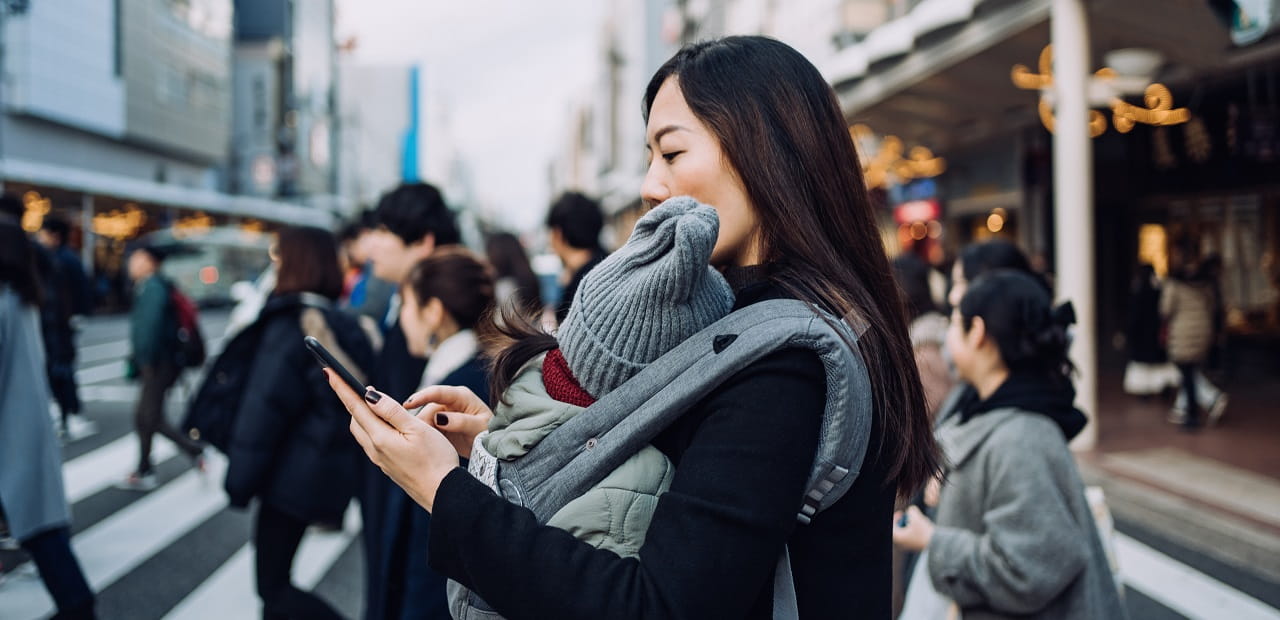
{"left": 485, "top": 232, "right": 542, "bottom": 315}
{"left": 1161, "top": 260, "right": 1227, "bottom": 429}
{"left": 371, "top": 248, "right": 494, "bottom": 619}
{"left": 948, "top": 240, "right": 1039, "bottom": 309}
{"left": 334, "top": 36, "right": 937, "bottom": 618}
{"left": 219, "top": 226, "right": 375, "bottom": 620}
{"left": 892, "top": 270, "right": 1124, "bottom": 619}
{"left": 0, "top": 220, "right": 96, "bottom": 619}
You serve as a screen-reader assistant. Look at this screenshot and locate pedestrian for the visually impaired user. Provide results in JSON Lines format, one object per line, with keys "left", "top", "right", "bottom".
{"left": 1161, "top": 259, "right": 1228, "bottom": 429}
{"left": 545, "top": 191, "right": 606, "bottom": 324}
{"left": 119, "top": 243, "right": 205, "bottom": 490}
{"left": 893, "top": 270, "right": 1126, "bottom": 619}
{"left": 373, "top": 248, "right": 494, "bottom": 619}
{"left": 341, "top": 209, "right": 396, "bottom": 323}
{"left": 893, "top": 253, "right": 953, "bottom": 417}
{"left": 210, "top": 226, "right": 376, "bottom": 620}
{"left": 0, "top": 219, "right": 97, "bottom": 619}
{"left": 361, "top": 181, "right": 462, "bottom": 620}
{"left": 1123, "top": 264, "right": 1179, "bottom": 397}
{"left": 333, "top": 35, "right": 939, "bottom": 618}
{"left": 36, "top": 215, "right": 95, "bottom": 437}
{"left": 947, "top": 239, "right": 1040, "bottom": 309}
{"left": 484, "top": 231, "right": 542, "bottom": 315}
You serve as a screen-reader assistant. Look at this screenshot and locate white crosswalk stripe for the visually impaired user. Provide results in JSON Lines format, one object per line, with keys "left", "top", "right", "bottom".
{"left": 163, "top": 505, "right": 361, "bottom": 620}
{"left": 62, "top": 434, "right": 178, "bottom": 504}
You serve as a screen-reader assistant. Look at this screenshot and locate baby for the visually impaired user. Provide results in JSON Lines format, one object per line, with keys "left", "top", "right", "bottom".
{"left": 469, "top": 196, "right": 734, "bottom": 557}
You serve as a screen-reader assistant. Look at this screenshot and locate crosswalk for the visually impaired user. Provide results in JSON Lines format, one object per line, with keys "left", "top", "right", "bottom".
{"left": 3, "top": 313, "right": 1279, "bottom": 620}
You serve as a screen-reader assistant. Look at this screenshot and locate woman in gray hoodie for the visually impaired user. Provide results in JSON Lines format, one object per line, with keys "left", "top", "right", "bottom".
{"left": 893, "top": 270, "right": 1125, "bottom": 619}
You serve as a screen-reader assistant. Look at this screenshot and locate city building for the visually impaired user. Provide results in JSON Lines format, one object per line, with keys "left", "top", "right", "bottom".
{"left": 231, "top": 0, "right": 341, "bottom": 210}
{"left": 0, "top": 0, "right": 326, "bottom": 305}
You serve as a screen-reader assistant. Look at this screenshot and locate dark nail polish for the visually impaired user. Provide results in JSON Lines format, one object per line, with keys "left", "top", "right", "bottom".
{"left": 435, "top": 413, "right": 448, "bottom": 427}
{"left": 364, "top": 389, "right": 382, "bottom": 404}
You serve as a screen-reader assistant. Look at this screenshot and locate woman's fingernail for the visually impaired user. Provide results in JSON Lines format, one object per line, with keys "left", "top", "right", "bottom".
{"left": 364, "top": 389, "right": 382, "bottom": 404}
{"left": 435, "top": 413, "right": 448, "bottom": 426}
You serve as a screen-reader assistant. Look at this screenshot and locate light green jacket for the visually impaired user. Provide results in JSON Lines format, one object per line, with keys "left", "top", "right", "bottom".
{"left": 480, "top": 354, "right": 674, "bottom": 558}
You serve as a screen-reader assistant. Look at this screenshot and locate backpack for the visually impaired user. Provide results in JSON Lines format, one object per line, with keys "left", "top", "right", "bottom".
{"left": 171, "top": 285, "right": 206, "bottom": 369}
{"left": 448, "top": 299, "right": 874, "bottom": 620}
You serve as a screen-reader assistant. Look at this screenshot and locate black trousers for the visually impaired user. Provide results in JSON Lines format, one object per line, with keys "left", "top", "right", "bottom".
{"left": 255, "top": 502, "right": 344, "bottom": 620}
{"left": 21, "top": 526, "right": 96, "bottom": 619}
{"left": 1176, "top": 362, "right": 1201, "bottom": 428}
{"left": 135, "top": 363, "right": 202, "bottom": 473}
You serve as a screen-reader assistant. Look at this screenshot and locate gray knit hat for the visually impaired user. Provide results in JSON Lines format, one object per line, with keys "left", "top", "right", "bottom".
{"left": 558, "top": 196, "right": 734, "bottom": 399}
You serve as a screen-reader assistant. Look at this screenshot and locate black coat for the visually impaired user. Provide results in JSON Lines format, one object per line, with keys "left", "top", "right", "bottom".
{"left": 221, "top": 293, "right": 376, "bottom": 524}
{"left": 427, "top": 278, "right": 896, "bottom": 619}
{"left": 372, "top": 355, "right": 489, "bottom": 620}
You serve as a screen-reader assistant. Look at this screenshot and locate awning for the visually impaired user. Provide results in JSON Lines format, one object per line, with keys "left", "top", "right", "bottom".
{"left": 0, "top": 157, "right": 335, "bottom": 228}
{"left": 825, "top": 0, "right": 1241, "bottom": 154}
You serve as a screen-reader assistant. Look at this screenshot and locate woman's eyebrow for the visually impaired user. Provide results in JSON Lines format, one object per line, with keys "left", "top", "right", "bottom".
{"left": 647, "top": 124, "right": 689, "bottom": 146}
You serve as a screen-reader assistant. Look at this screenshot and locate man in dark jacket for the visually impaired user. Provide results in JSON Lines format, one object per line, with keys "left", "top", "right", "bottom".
{"left": 546, "top": 192, "right": 606, "bottom": 324}
{"left": 362, "top": 182, "right": 462, "bottom": 620}
{"left": 121, "top": 245, "right": 204, "bottom": 490}
{"left": 36, "top": 216, "right": 94, "bottom": 437}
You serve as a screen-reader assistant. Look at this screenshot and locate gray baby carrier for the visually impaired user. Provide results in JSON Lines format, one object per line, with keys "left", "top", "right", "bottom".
{"left": 449, "top": 298, "right": 874, "bottom": 619}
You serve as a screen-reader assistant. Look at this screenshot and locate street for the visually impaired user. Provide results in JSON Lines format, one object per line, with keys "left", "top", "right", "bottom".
{"left": 1, "top": 311, "right": 1277, "bottom": 620}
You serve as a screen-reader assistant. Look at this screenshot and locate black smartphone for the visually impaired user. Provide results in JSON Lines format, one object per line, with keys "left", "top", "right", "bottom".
{"left": 304, "top": 336, "right": 367, "bottom": 395}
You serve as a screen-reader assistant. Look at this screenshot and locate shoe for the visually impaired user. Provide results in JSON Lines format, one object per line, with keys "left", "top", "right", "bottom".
{"left": 1167, "top": 409, "right": 1187, "bottom": 425}
{"left": 0, "top": 536, "right": 19, "bottom": 551}
{"left": 64, "top": 415, "right": 99, "bottom": 441}
{"left": 1207, "top": 394, "right": 1228, "bottom": 427}
{"left": 115, "top": 471, "right": 158, "bottom": 491}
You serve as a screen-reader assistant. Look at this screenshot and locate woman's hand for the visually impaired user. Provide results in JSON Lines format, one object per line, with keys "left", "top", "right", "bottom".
{"left": 404, "top": 385, "right": 494, "bottom": 459}
{"left": 892, "top": 505, "right": 936, "bottom": 552}
{"left": 326, "top": 370, "right": 459, "bottom": 513}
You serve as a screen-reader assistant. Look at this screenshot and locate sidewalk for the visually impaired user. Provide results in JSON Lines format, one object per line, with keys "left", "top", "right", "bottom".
{"left": 1082, "top": 365, "right": 1280, "bottom": 585}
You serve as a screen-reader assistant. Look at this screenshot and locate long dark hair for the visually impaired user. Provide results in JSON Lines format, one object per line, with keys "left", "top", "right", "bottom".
{"left": 485, "top": 232, "right": 542, "bottom": 313}
{"left": 274, "top": 226, "right": 345, "bottom": 300}
{"left": 959, "top": 270, "right": 1075, "bottom": 384}
{"left": 644, "top": 36, "right": 937, "bottom": 497}
{"left": 0, "top": 221, "right": 43, "bottom": 307}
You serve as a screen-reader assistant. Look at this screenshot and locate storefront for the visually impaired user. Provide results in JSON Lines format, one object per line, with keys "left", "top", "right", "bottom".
{"left": 5, "top": 158, "right": 332, "bottom": 311}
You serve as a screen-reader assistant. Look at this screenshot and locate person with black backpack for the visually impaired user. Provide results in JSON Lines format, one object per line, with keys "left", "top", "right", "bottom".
{"left": 187, "top": 226, "right": 375, "bottom": 619}
{"left": 119, "top": 243, "right": 205, "bottom": 491}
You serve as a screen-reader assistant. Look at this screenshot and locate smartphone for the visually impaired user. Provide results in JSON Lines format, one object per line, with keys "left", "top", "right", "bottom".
{"left": 304, "top": 336, "right": 367, "bottom": 395}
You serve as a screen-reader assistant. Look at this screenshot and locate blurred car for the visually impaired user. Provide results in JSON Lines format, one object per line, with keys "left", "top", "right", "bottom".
{"left": 141, "top": 226, "right": 273, "bottom": 308}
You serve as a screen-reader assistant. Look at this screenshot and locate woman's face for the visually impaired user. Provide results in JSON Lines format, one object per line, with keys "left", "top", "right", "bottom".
{"left": 399, "top": 287, "right": 442, "bottom": 358}
{"left": 641, "top": 77, "right": 760, "bottom": 267}
{"left": 948, "top": 260, "right": 967, "bottom": 309}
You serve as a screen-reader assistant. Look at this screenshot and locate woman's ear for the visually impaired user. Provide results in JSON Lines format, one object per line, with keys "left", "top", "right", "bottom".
{"left": 967, "top": 315, "right": 988, "bottom": 350}
{"left": 422, "top": 296, "right": 449, "bottom": 333}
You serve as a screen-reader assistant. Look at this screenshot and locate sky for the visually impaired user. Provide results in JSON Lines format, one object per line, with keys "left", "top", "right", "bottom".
{"left": 336, "top": 1, "right": 606, "bottom": 232}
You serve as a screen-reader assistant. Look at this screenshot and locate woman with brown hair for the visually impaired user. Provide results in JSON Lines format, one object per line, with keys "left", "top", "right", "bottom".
{"left": 200, "top": 225, "right": 375, "bottom": 619}
{"left": 370, "top": 248, "right": 494, "bottom": 619}
{"left": 331, "top": 36, "right": 938, "bottom": 618}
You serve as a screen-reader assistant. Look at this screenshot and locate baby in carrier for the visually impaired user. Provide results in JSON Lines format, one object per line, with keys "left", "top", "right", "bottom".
{"left": 466, "top": 196, "right": 733, "bottom": 557}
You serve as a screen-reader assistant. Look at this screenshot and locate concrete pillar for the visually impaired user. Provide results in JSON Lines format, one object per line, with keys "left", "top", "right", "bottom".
{"left": 1051, "top": 0, "right": 1097, "bottom": 450}
{"left": 80, "top": 194, "right": 95, "bottom": 272}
